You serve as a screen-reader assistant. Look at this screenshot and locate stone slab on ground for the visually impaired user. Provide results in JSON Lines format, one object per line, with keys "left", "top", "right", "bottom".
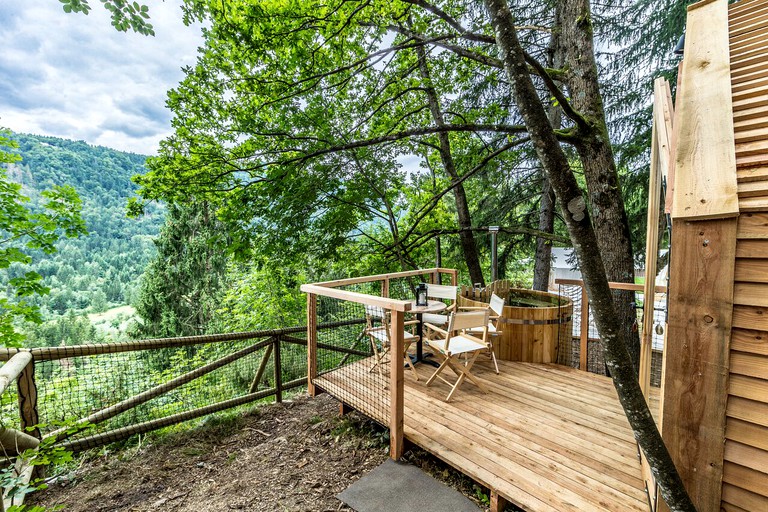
{"left": 337, "top": 458, "right": 481, "bottom": 512}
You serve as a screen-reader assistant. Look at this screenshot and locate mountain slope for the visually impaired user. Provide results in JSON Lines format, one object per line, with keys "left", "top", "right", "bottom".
{"left": 4, "top": 132, "right": 163, "bottom": 319}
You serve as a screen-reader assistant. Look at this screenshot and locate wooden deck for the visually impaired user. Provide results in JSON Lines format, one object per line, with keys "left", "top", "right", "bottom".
{"left": 315, "top": 358, "right": 650, "bottom": 512}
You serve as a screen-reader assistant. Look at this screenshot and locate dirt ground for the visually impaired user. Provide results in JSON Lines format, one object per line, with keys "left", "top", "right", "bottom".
{"left": 31, "top": 393, "right": 498, "bottom": 511}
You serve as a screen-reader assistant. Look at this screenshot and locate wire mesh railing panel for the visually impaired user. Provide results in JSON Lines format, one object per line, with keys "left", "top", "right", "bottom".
{"left": 558, "top": 282, "right": 667, "bottom": 384}
{"left": 33, "top": 337, "right": 273, "bottom": 439}
{"left": 315, "top": 282, "right": 388, "bottom": 424}
{"left": 0, "top": 384, "right": 19, "bottom": 431}
{"left": 557, "top": 283, "right": 582, "bottom": 368}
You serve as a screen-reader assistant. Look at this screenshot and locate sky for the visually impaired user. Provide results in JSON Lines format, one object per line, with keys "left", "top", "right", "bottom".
{"left": 0, "top": 1, "right": 204, "bottom": 155}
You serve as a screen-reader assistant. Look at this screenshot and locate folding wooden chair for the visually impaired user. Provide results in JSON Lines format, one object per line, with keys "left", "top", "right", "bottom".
{"left": 461, "top": 292, "right": 504, "bottom": 374}
{"left": 420, "top": 283, "right": 458, "bottom": 339}
{"left": 364, "top": 305, "right": 421, "bottom": 380}
{"left": 422, "top": 309, "right": 490, "bottom": 401}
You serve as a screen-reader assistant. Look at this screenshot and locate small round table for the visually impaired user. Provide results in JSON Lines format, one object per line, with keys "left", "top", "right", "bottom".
{"left": 408, "top": 300, "right": 447, "bottom": 363}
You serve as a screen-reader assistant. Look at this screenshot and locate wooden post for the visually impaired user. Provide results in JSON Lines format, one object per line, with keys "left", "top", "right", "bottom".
{"left": 273, "top": 337, "right": 283, "bottom": 403}
{"left": 339, "top": 401, "right": 353, "bottom": 416}
{"left": 579, "top": 285, "right": 589, "bottom": 371}
{"left": 17, "top": 360, "right": 39, "bottom": 440}
{"left": 307, "top": 293, "right": 318, "bottom": 397}
{"left": 389, "top": 309, "right": 404, "bottom": 460}
{"left": 382, "top": 277, "right": 389, "bottom": 299}
{"left": 489, "top": 490, "right": 509, "bottom": 512}
{"left": 640, "top": 84, "right": 665, "bottom": 398}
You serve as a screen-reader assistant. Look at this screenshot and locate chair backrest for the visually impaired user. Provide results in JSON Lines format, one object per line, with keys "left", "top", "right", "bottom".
{"left": 427, "top": 283, "right": 458, "bottom": 301}
{"left": 489, "top": 293, "right": 505, "bottom": 316}
{"left": 444, "top": 309, "right": 490, "bottom": 351}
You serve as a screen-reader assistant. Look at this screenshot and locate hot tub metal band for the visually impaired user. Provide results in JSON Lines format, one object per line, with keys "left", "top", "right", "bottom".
{"left": 497, "top": 315, "right": 573, "bottom": 326}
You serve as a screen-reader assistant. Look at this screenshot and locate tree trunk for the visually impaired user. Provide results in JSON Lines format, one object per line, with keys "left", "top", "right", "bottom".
{"left": 483, "top": 1, "right": 694, "bottom": 510}
{"left": 533, "top": 179, "right": 556, "bottom": 291}
{"left": 554, "top": 0, "right": 641, "bottom": 371}
{"left": 533, "top": 35, "right": 562, "bottom": 292}
{"left": 415, "top": 46, "right": 485, "bottom": 286}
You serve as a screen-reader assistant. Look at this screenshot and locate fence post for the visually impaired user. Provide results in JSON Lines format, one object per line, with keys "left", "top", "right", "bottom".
{"left": 274, "top": 337, "right": 283, "bottom": 403}
{"left": 307, "top": 293, "right": 319, "bottom": 397}
{"left": 579, "top": 285, "right": 589, "bottom": 371}
{"left": 389, "top": 309, "right": 404, "bottom": 460}
{"left": 382, "top": 277, "right": 389, "bottom": 298}
{"left": 17, "top": 358, "right": 40, "bottom": 440}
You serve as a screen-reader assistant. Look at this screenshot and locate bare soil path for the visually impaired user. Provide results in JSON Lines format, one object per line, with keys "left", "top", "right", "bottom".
{"left": 31, "top": 393, "right": 496, "bottom": 511}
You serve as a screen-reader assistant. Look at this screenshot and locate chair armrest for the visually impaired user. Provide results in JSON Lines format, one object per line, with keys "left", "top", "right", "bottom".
{"left": 459, "top": 332, "right": 487, "bottom": 345}
{"left": 446, "top": 303, "right": 457, "bottom": 312}
{"left": 423, "top": 323, "right": 448, "bottom": 336}
{"left": 403, "top": 319, "right": 420, "bottom": 327}
{"left": 458, "top": 306, "right": 486, "bottom": 311}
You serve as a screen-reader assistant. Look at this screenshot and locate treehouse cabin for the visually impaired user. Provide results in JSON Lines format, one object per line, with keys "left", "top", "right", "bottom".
{"left": 300, "top": 1, "right": 768, "bottom": 511}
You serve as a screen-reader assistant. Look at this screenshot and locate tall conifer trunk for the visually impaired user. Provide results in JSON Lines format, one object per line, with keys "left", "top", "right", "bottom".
{"left": 553, "top": 0, "right": 641, "bottom": 370}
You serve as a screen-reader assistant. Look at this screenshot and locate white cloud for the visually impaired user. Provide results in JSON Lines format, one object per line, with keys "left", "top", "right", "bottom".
{"left": 0, "top": 0, "right": 203, "bottom": 155}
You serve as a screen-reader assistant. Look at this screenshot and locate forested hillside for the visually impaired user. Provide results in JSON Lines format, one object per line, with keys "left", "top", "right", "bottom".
{"left": 3, "top": 132, "right": 163, "bottom": 328}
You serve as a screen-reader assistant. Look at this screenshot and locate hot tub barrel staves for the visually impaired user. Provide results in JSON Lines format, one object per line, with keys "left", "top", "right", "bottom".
{"left": 458, "top": 281, "right": 573, "bottom": 363}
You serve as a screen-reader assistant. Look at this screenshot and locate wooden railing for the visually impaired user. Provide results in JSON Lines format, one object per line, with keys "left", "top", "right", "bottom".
{"left": 0, "top": 322, "right": 366, "bottom": 456}
{"left": 301, "top": 268, "right": 458, "bottom": 459}
{"left": 0, "top": 352, "right": 41, "bottom": 512}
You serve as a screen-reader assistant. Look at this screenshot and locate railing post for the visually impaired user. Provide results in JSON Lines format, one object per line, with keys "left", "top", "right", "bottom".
{"left": 382, "top": 277, "right": 389, "bottom": 299}
{"left": 17, "top": 358, "right": 40, "bottom": 440}
{"left": 273, "top": 336, "right": 283, "bottom": 403}
{"left": 579, "top": 285, "right": 589, "bottom": 371}
{"left": 307, "top": 293, "right": 318, "bottom": 397}
{"left": 389, "top": 309, "right": 404, "bottom": 460}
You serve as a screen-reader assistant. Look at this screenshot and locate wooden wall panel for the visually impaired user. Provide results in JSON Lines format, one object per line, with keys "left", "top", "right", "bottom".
{"left": 671, "top": 0, "right": 739, "bottom": 220}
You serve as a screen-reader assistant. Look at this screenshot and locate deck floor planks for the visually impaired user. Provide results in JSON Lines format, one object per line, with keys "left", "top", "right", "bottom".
{"left": 315, "top": 358, "right": 648, "bottom": 512}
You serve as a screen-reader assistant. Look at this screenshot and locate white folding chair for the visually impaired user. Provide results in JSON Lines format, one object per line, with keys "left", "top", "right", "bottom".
{"left": 364, "top": 305, "right": 420, "bottom": 380}
{"left": 422, "top": 309, "right": 490, "bottom": 401}
{"left": 420, "top": 284, "right": 458, "bottom": 337}
{"left": 462, "top": 292, "right": 504, "bottom": 374}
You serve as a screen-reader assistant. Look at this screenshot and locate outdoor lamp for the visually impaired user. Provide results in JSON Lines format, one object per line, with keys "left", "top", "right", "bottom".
{"left": 416, "top": 283, "right": 428, "bottom": 306}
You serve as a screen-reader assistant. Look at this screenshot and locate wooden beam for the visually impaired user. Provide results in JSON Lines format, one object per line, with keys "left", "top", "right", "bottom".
{"left": 489, "top": 490, "right": 509, "bottom": 512}
{"left": 16, "top": 359, "right": 39, "bottom": 440}
{"left": 579, "top": 286, "right": 589, "bottom": 371}
{"left": 671, "top": 0, "right": 739, "bottom": 220}
{"left": 389, "top": 309, "right": 404, "bottom": 460}
{"left": 641, "top": 81, "right": 665, "bottom": 398}
{"left": 662, "top": 217, "right": 737, "bottom": 511}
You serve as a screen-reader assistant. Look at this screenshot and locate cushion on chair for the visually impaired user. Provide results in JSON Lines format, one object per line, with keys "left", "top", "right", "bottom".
{"left": 426, "top": 335, "right": 486, "bottom": 355}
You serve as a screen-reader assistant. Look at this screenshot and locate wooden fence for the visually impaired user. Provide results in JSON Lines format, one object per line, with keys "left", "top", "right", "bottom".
{"left": 0, "top": 321, "right": 365, "bottom": 457}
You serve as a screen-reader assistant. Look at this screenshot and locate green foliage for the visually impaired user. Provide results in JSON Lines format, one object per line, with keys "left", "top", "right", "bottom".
{"left": 1, "top": 131, "right": 87, "bottom": 347}
{"left": 58, "top": 0, "right": 155, "bottom": 36}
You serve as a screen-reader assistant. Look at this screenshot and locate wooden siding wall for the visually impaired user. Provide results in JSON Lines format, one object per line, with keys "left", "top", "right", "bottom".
{"left": 661, "top": 1, "right": 738, "bottom": 511}
{"left": 724, "top": 1, "right": 768, "bottom": 510}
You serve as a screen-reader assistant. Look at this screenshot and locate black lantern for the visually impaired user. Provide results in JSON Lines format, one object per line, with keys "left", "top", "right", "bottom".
{"left": 416, "top": 283, "right": 428, "bottom": 306}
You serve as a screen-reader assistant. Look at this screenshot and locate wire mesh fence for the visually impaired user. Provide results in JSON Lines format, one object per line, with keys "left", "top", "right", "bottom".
{"left": 0, "top": 329, "right": 329, "bottom": 452}
{"left": 557, "top": 281, "right": 667, "bottom": 387}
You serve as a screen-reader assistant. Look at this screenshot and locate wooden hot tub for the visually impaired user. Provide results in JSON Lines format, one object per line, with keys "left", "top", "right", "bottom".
{"left": 458, "top": 282, "right": 573, "bottom": 363}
